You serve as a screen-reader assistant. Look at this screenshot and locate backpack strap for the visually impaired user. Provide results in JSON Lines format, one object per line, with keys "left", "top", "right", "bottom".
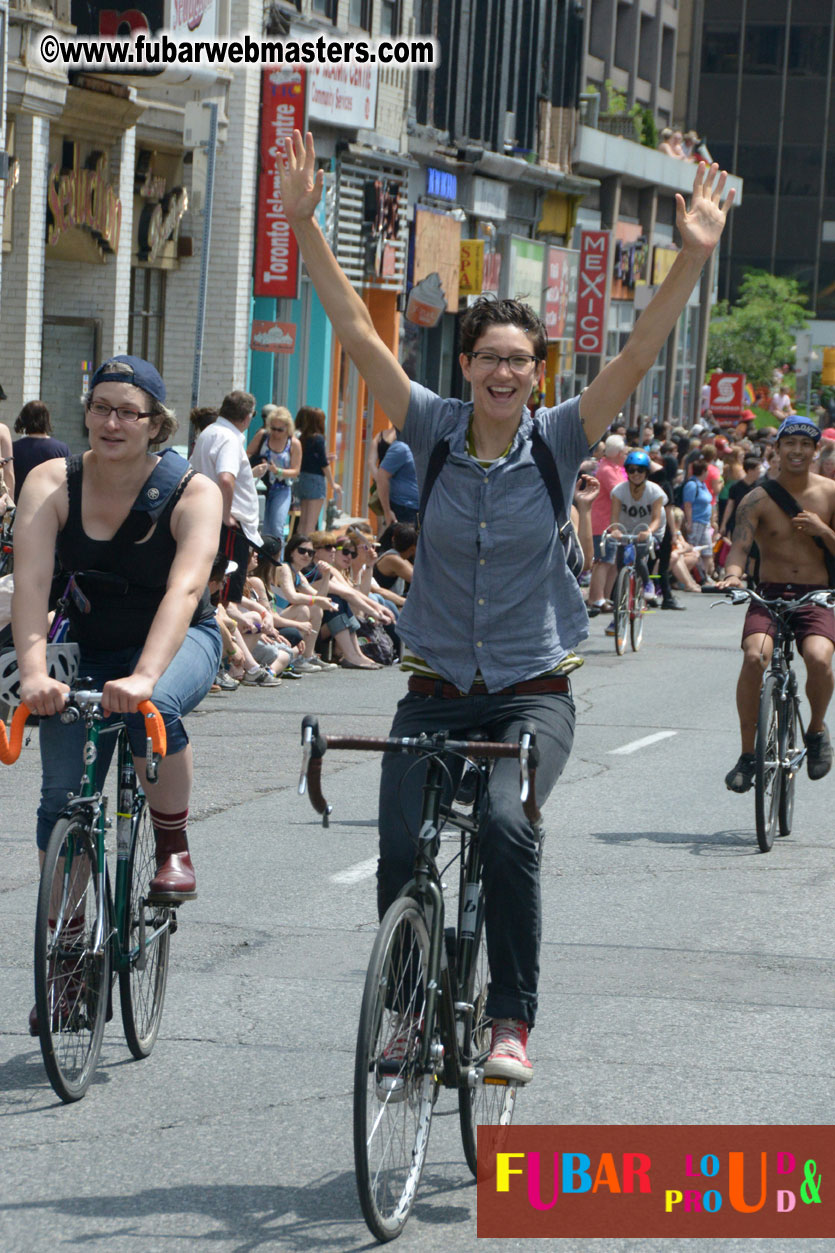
{"left": 529, "top": 422, "right": 572, "bottom": 541}
{"left": 761, "top": 479, "right": 835, "bottom": 586}
{"left": 417, "top": 437, "right": 451, "bottom": 525}
{"left": 111, "top": 449, "right": 194, "bottom": 546}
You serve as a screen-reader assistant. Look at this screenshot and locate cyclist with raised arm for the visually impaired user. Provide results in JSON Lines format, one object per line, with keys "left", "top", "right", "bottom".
{"left": 281, "top": 131, "right": 733, "bottom": 1083}
{"left": 719, "top": 416, "right": 835, "bottom": 792}
{"left": 12, "top": 357, "right": 222, "bottom": 1032}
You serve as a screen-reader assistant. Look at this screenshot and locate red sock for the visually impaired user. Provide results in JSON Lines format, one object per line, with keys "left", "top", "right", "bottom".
{"left": 149, "top": 807, "right": 189, "bottom": 854}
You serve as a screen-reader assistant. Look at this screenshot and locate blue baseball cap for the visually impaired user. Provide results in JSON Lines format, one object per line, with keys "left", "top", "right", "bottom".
{"left": 776, "top": 416, "right": 820, "bottom": 443}
{"left": 90, "top": 355, "right": 166, "bottom": 404}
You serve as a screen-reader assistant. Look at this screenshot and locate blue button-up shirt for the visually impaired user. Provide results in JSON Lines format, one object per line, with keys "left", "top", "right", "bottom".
{"left": 397, "top": 382, "right": 590, "bottom": 693}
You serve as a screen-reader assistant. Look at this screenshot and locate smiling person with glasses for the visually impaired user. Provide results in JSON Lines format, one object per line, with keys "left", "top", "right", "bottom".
{"left": 280, "top": 129, "right": 734, "bottom": 1083}
{"left": 246, "top": 405, "right": 302, "bottom": 556}
{"left": 12, "top": 356, "right": 224, "bottom": 972}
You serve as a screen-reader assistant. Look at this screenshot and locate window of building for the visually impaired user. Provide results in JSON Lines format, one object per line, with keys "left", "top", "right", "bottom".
{"left": 129, "top": 268, "right": 165, "bottom": 369}
{"left": 588, "top": 0, "right": 609, "bottom": 62}
{"left": 660, "top": 25, "right": 675, "bottom": 91}
{"left": 744, "top": 25, "right": 785, "bottom": 75}
{"left": 379, "top": 0, "right": 399, "bottom": 37}
{"left": 788, "top": 26, "right": 829, "bottom": 77}
{"left": 638, "top": 14, "right": 655, "bottom": 82}
{"left": 311, "top": 0, "right": 336, "bottom": 21}
{"left": 701, "top": 25, "right": 739, "bottom": 75}
{"left": 349, "top": 0, "right": 371, "bottom": 29}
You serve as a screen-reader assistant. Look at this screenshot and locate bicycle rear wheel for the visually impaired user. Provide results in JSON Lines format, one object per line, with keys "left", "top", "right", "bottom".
{"left": 630, "top": 578, "right": 645, "bottom": 651}
{"left": 458, "top": 905, "right": 516, "bottom": 1178}
{"left": 34, "top": 815, "right": 110, "bottom": 1102}
{"left": 119, "top": 800, "right": 171, "bottom": 1059}
{"left": 354, "top": 895, "right": 435, "bottom": 1243}
{"left": 755, "top": 675, "right": 782, "bottom": 853}
{"left": 613, "top": 568, "right": 630, "bottom": 655}
{"left": 778, "top": 694, "right": 798, "bottom": 838}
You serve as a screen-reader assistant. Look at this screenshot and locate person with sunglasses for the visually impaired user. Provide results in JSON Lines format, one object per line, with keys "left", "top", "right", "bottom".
{"left": 604, "top": 449, "right": 666, "bottom": 633}
{"left": 12, "top": 356, "right": 223, "bottom": 1004}
{"left": 280, "top": 129, "right": 734, "bottom": 1083}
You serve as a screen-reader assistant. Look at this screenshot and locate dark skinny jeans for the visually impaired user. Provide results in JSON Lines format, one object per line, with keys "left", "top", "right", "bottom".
{"left": 377, "top": 686, "right": 576, "bottom": 1028}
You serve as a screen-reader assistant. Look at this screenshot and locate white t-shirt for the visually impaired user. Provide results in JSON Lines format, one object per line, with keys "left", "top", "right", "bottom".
{"left": 190, "top": 416, "right": 262, "bottom": 545}
{"left": 611, "top": 479, "right": 666, "bottom": 541}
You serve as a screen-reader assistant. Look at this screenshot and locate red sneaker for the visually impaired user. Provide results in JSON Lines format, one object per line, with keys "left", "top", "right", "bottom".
{"left": 483, "top": 1018, "right": 533, "bottom": 1084}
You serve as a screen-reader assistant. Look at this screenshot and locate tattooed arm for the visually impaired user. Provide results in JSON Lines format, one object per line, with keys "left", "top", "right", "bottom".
{"left": 718, "top": 488, "right": 763, "bottom": 587}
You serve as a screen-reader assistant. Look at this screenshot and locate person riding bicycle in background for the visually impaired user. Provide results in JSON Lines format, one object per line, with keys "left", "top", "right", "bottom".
{"left": 280, "top": 129, "right": 733, "bottom": 1083}
{"left": 12, "top": 356, "right": 222, "bottom": 941}
{"left": 719, "top": 416, "right": 835, "bottom": 792}
{"left": 605, "top": 448, "right": 666, "bottom": 632}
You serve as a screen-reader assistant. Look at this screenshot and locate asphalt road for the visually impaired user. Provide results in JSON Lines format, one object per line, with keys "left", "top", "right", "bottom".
{"left": 1, "top": 594, "right": 833, "bottom": 1252}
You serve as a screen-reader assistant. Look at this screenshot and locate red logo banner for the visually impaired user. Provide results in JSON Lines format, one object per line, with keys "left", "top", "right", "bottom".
{"left": 254, "top": 68, "right": 306, "bottom": 299}
{"left": 477, "top": 1125, "right": 832, "bottom": 1239}
{"left": 574, "top": 230, "right": 610, "bottom": 356}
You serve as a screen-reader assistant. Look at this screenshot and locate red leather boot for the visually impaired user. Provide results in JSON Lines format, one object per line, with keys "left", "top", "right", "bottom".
{"left": 149, "top": 831, "right": 197, "bottom": 901}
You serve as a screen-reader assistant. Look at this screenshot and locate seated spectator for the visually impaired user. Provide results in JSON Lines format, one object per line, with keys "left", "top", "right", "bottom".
{"left": 668, "top": 513, "right": 704, "bottom": 592}
{"left": 374, "top": 522, "right": 417, "bottom": 598}
{"left": 207, "top": 554, "right": 279, "bottom": 689}
{"left": 254, "top": 535, "right": 337, "bottom": 671}
{"left": 289, "top": 532, "right": 383, "bottom": 669}
{"left": 658, "top": 127, "right": 686, "bottom": 159}
{"left": 683, "top": 130, "right": 712, "bottom": 162}
{"left": 12, "top": 401, "right": 69, "bottom": 501}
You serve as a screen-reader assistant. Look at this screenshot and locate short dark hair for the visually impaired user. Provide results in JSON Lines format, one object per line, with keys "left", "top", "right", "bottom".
{"left": 15, "top": 400, "right": 51, "bottom": 435}
{"left": 691, "top": 459, "right": 708, "bottom": 476}
{"left": 219, "top": 390, "right": 256, "bottom": 423}
{"left": 190, "top": 406, "right": 218, "bottom": 432}
{"left": 743, "top": 454, "right": 761, "bottom": 472}
{"left": 459, "top": 297, "right": 546, "bottom": 360}
{"left": 295, "top": 406, "right": 326, "bottom": 441}
{"left": 284, "top": 532, "right": 312, "bottom": 565}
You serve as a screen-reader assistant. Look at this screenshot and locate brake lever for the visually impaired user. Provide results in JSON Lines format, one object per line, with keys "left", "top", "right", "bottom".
{"left": 519, "top": 733, "right": 531, "bottom": 803}
{"left": 298, "top": 723, "right": 313, "bottom": 795}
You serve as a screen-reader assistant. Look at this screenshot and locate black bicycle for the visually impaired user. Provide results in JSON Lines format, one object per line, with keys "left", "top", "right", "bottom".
{"left": 298, "top": 715, "right": 541, "bottom": 1242}
{"left": 717, "top": 586, "right": 835, "bottom": 852}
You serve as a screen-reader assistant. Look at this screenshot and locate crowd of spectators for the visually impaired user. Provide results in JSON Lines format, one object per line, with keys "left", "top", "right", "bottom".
{"left": 658, "top": 128, "right": 712, "bottom": 163}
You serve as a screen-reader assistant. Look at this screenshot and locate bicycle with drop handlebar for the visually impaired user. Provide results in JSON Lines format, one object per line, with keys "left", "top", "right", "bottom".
{"left": 0, "top": 684, "right": 172, "bottom": 1102}
{"left": 298, "top": 714, "right": 541, "bottom": 1242}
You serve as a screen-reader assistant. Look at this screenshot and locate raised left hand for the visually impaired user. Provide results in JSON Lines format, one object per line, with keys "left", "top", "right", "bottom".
{"left": 675, "top": 163, "right": 735, "bottom": 260}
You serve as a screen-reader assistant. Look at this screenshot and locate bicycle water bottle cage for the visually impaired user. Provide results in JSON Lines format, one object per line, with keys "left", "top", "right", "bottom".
{"left": 624, "top": 544, "right": 635, "bottom": 564}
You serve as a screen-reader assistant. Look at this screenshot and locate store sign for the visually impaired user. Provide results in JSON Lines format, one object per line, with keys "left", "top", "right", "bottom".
{"left": 544, "top": 246, "right": 578, "bottom": 341}
{"left": 427, "top": 167, "right": 457, "bottom": 201}
{"left": 70, "top": 0, "right": 164, "bottom": 35}
{"left": 611, "top": 222, "right": 647, "bottom": 300}
{"left": 459, "top": 239, "right": 484, "bottom": 296}
{"left": 254, "top": 67, "right": 306, "bottom": 299}
{"left": 574, "top": 230, "right": 610, "bottom": 355}
{"left": 709, "top": 372, "right": 746, "bottom": 415}
{"left": 288, "top": 23, "right": 377, "bottom": 129}
{"left": 251, "top": 320, "right": 297, "bottom": 353}
{"left": 507, "top": 237, "right": 545, "bottom": 315}
{"left": 168, "top": 0, "right": 218, "bottom": 35}
{"left": 137, "top": 187, "right": 188, "bottom": 262}
{"left": 47, "top": 144, "right": 121, "bottom": 255}
{"left": 413, "top": 207, "right": 461, "bottom": 314}
{"left": 652, "top": 244, "right": 678, "bottom": 286}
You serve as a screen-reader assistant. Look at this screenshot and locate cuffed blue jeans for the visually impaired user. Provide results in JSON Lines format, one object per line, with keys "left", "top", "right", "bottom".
{"left": 36, "top": 619, "right": 221, "bottom": 850}
{"left": 378, "top": 685, "right": 575, "bottom": 1027}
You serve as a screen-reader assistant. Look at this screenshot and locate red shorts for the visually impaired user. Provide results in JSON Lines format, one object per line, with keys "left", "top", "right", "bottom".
{"left": 742, "top": 583, "right": 835, "bottom": 648}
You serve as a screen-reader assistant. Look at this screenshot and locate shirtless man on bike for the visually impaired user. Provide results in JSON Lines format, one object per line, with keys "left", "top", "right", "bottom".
{"left": 720, "top": 416, "right": 835, "bottom": 791}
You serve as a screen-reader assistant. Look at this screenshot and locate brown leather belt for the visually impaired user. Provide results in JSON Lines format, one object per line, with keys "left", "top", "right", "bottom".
{"left": 408, "top": 675, "right": 570, "bottom": 700}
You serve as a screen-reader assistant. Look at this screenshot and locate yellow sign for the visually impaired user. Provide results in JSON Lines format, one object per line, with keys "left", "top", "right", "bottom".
{"left": 47, "top": 143, "right": 121, "bottom": 257}
{"left": 822, "top": 348, "right": 835, "bottom": 386}
{"left": 651, "top": 245, "right": 678, "bottom": 286}
{"left": 459, "top": 239, "right": 484, "bottom": 296}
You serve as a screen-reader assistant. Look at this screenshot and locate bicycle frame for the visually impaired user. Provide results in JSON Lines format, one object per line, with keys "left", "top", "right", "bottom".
{"left": 767, "top": 620, "right": 807, "bottom": 774}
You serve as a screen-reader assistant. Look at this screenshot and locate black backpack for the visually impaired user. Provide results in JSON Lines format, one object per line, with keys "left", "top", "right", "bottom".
{"left": 418, "top": 422, "right": 584, "bottom": 579}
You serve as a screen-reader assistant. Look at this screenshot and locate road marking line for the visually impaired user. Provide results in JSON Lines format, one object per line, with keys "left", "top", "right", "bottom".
{"left": 330, "top": 856, "right": 378, "bottom": 884}
{"left": 609, "top": 730, "right": 678, "bottom": 755}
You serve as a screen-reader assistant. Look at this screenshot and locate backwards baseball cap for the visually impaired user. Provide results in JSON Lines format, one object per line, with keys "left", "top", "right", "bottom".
{"left": 776, "top": 416, "right": 821, "bottom": 443}
{"left": 90, "top": 355, "right": 166, "bottom": 404}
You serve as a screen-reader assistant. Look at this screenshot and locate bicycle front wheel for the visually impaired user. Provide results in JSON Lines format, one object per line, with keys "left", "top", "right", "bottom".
{"left": 34, "top": 815, "right": 110, "bottom": 1102}
{"left": 755, "top": 675, "right": 782, "bottom": 853}
{"left": 613, "top": 568, "right": 630, "bottom": 655}
{"left": 354, "top": 895, "right": 435, "bottom": 1243}
{"left": 630, "top": 578, "right": 645, "bottom": 651}
{"left": 458, "top": 908, "right": 516, "bottom": 1177}
{"left": 778, "top": 694, "right": 798, "bottom": 838}
{"left": 119, "top": 800, "right": 171, "bottom": 1059}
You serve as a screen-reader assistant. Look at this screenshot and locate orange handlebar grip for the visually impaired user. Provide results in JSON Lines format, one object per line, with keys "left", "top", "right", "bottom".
{"left": 137, "top": 700, "right": 167, "bottom": 758}
{"left": 0, "top": 703, "right": 31, "bottom": 765}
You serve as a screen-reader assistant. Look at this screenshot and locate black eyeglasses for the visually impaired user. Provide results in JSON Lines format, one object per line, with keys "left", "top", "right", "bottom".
{"left": 296, "top": 547, "right": 314, "bottom": 557}
{"left": 87, "top": 400, "right": 154, "bottom": 423}
{"left": 467, "top": 351, "right": 540, "bottom": 372}
{"left": 339, "top": 549, "right": 358, "bottom": 558}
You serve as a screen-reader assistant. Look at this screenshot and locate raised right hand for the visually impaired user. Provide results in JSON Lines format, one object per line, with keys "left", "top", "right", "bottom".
{"left": 279, "top": 130, "right": 324, "bottom": 227}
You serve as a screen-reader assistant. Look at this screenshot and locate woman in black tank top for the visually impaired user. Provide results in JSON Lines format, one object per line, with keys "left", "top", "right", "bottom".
{"left": 12, "top": 355, "right": 223, "bottom": 916}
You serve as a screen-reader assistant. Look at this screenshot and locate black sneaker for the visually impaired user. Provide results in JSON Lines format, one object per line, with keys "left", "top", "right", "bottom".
{"left": 725, "top": 752, "right": 756, "bottom": 793}
{"left": 660, "top": 597, "right": 685, "bottom": 610}
{"left": 806, "top": 725, "right": 832, "bottom": 780}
